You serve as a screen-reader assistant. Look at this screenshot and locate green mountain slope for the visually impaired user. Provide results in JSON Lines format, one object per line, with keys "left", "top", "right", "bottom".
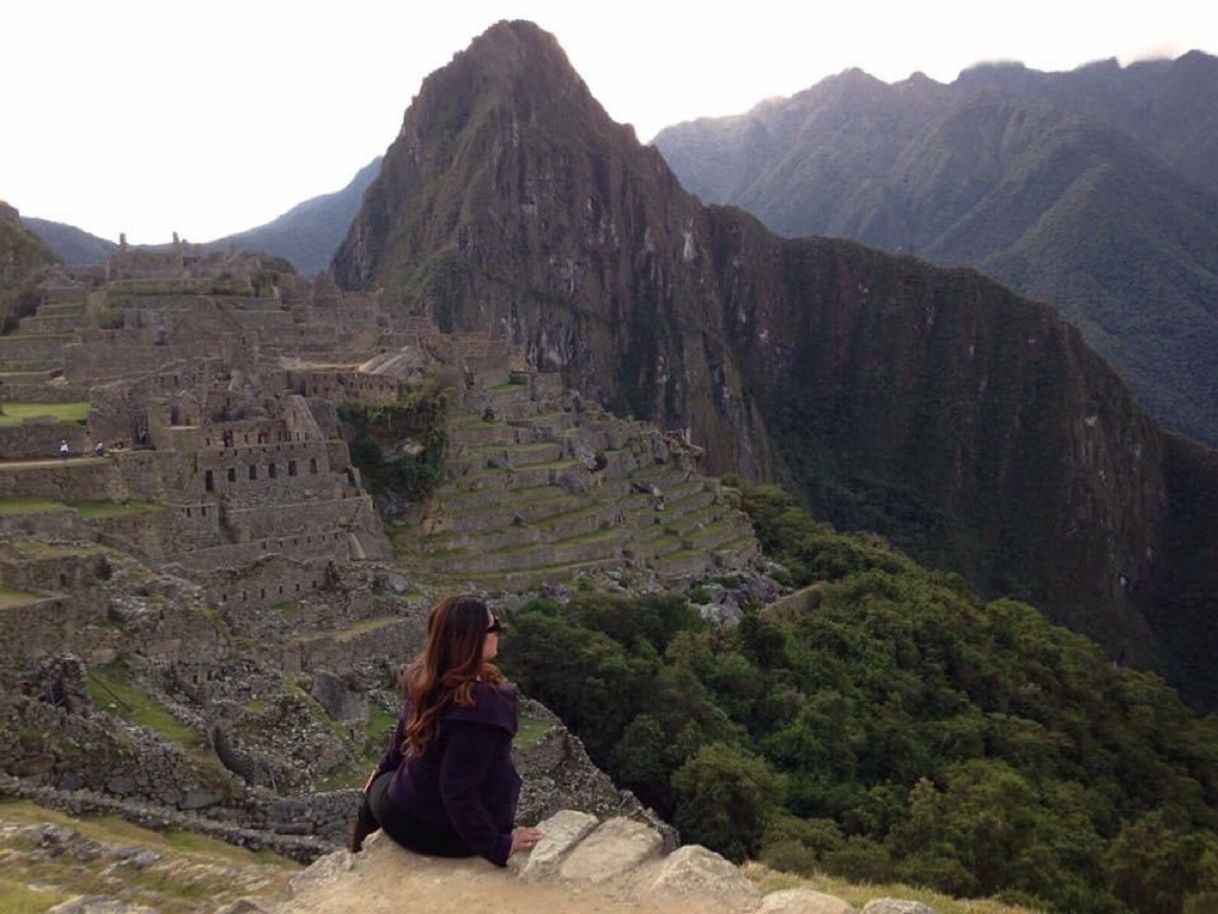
{"left": 653, "top": 54, "right": 1218, "bottom": 447}
{"left": 20, "top": 216, "right": 116, "bottom": 265}
{"left": 331, "top": 21, "right": 1218, "bottom": 708}
{"left": 206, "top": 156, "right": 381, "bottom": 276}
{"left": 503, "top": 484, "right": 1218, "bottom": 913}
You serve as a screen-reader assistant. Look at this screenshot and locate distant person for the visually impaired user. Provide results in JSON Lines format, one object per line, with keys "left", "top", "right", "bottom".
{"left": 94, "top": 441, "right": 105, "bottom": 457}
{"left": 59, "top": 440, "right": 69, "bottom": 460}
{"left": 349, "top": 595, "right": 543, "bottom": 865}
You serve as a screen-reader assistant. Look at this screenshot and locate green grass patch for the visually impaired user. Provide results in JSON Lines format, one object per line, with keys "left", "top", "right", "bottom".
{"left": 0, "top": 585, "right": 44, "bottom": 608}
{"left": 333, "top": 616, "right": 401, "bottom": 643}
{"left": 0, "top": 877, "right": 66, "bottom": 914}
{"left": 71, "top": 499, "right": 158, "bottom": 519}
{"left": 0, "top": 402, "right": 90, "bottom": 425}
{"left": 514, "top": 713, "right": 552, "bottom": 751}
{"left": 366, "top": 705, "right": 397, "bottom": 750}
{"left": 0, "top": 799, "right": 296, "bottom": 869}
{"left": 84, "top": 663, "right": 217, "bottom": 773}
{"left": 0, "top": 496, "right": 68, "bottom": 516}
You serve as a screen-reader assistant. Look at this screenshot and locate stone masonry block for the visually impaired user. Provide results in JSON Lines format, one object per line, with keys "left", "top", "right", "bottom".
{"left": 646, "top": 844, "right": 760, "bottom": 910}
{"left": 518, "top": 808, "right": 598, "bottom": 881}
{"left": 559, "top": 816, "right": 662, "bottom": 884}
{"left": 756, "top": 888, "right": 857, "bottom": 914}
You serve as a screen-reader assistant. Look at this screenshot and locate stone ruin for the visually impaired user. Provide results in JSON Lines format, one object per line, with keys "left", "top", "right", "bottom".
{"left": 0, "top": 244, "right": 767, "bottom": 848}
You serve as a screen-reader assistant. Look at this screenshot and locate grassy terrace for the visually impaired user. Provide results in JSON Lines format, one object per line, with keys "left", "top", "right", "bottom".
{"left": 0, "top": 496, "right": 70, "bottom": 515}
{"left": 73, "top": 499, "right": 158, "bottom": 519}
{"left": 514, "top": 711, "right": 552, "bottom": 751}
{"left": 0, "top": 799, "right": 296, "bottom": 914}
{"left": 84, "top": 662, "right": 222, "bottom": 776}
{"left": 0, "top": 497, "right": 157, "bottom": 518}
{"left": 0, "top": 584, "right": 43, "bottom": 609}
{"left": 0, "top": 402, "right": 90, "bottom": 425}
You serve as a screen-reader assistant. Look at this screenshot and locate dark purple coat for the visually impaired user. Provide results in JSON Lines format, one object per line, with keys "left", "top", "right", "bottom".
{"left": 377, "top": 681, "right": 522, "bottom": 866}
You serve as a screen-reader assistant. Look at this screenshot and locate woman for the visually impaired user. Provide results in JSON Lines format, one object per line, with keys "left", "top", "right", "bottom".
{"left": 350, "top": 595, "right": 544, "bottom": 865}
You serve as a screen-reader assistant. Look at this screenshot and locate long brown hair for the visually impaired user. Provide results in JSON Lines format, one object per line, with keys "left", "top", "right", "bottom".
{"left": 398, "top": 594, "right": 504, "bottom": 757}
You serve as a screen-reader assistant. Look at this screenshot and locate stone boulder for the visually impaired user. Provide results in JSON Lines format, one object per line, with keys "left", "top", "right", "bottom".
{"left": 559, "top": 816, "right": 663, "bottom": 883}
{"left": 861, "top": 901, "right": 937, "bottom": 914}
{"left": 645, "top": 844, "right": 760, "bottom": 911}
{"left": 310, "top": 671, "right": 366, "bottom": 723}
{"left": 757, "top": 888, "right": 857, "bottom": 914}
{"left": 517, "top": 809, "right": 598, "bottom": 880}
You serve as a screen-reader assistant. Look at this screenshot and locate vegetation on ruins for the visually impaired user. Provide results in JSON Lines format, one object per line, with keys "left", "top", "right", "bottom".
{"left": 0, "top": 202, "right": 54, "bottom": 335}
{"left": 338, "top": 381, "right": 449, "bottom": 502}
{"left": 501, "top": 483, "right": 1218, "bottom": 914}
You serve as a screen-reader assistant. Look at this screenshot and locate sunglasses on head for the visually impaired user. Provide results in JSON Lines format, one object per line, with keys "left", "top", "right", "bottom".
{"left": 486, "top": 614, "right": 502, "bottom": 634}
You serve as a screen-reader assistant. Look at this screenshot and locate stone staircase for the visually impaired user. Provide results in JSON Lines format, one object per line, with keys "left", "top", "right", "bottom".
{"left": 400, "top": 363, "right": 760, "bottom": 592}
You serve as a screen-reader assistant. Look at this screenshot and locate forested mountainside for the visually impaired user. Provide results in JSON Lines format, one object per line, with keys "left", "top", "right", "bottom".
{"left": 503, "top": 481, "right": 1218, "bottom": 914}
{"left": 332, "top": 21, "right": 1218, "bottom": 708}
{"left": 653, "top": 53, "right": 1218, "bottom": 449}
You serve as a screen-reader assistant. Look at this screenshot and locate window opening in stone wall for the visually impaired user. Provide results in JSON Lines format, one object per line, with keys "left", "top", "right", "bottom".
{"left": 227, "top": 467, "right": 236, "bottom": 483}
{"left": 309, "top": 458, "right": 318, "bottom": 474}
{"left": 269, "top": 463, "right": 277, "bottom": 479}
{"left": 205, "top": 470, "right": 214, "bottom": 492}
{"left": 249, "top": 465, "right": 257, "bottom": 480}
{"left": 289, "top": 460, "right": 297, "bottom": 477}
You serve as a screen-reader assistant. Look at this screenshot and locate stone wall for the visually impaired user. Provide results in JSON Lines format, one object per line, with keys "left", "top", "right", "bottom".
{"left": 0, "top": 380, "right": 93, "bottom": 404}
{"left": 0, "top": 508, "right": 89, "bottom": 541}
{"left": 209, "top": 554, "right": 340, "bottom": 613}
{"left": 89, "top": 509, "right": 175, "bottom": 560}
{"left": 221, "top": 495, "right": 383, "bottom": 546}
{"left": 0, "top": 421, "right": 89, "bottom": 461}
{"left": 0, "top": 596, "right": 111, "bottom": 667}
{"left": 286, "top": 616, "right": 424, "bottom": 674}
{"left": 287, "top": 370, "right": 407, "bottom": 402}
{"left": 167, "top": 440, "right": 340, "bottom": 504}
{"left": 0, "top": 334, "right": 68, "bottom": 361}
{"left": 0, "top": 547, "right": 111, "bottom": 595}
{"left": 66, "top": 339, "right": 241, "bottom": 382}
{"left": 0, "top": 459, "right": 125, "bottom": 501}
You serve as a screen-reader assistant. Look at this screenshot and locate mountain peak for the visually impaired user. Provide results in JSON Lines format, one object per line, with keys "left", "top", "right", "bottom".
{"left": 422, "top": 19, "right": 589, "bottom": 105}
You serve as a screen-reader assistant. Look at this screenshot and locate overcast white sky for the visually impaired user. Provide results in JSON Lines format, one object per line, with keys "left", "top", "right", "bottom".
{"left": 2, "top": 0, "right": 1213, "bottom": 244}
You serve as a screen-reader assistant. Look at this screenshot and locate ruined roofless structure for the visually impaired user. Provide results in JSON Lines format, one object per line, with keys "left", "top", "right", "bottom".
{"left": 0, "top": 241, "right": 760, "bottom": 669}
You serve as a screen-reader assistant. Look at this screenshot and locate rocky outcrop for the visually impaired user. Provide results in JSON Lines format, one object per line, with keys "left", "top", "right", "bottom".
{"left": 279, "top": 810, "right": 941, "bottom": 914}
{"left": 331, "top": 20, "right": 1218, "bottom": 705}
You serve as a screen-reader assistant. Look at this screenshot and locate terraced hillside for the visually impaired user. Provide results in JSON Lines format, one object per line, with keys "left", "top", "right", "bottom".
{"left": 396, "top": 367, "right": 760, "bottom": 593}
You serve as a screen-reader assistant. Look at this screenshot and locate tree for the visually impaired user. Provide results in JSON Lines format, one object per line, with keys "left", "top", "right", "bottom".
{"left": 672, "top": 742, "right": 786, "bottom": 861}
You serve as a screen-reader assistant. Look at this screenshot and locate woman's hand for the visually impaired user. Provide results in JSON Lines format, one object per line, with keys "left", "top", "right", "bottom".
{"left": 509, "top": 826, "right": 545, "bottom": 855}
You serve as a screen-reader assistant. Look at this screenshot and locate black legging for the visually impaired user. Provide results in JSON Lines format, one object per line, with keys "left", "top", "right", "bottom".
{"left": 364, "top": 771, "right": 474, "bottom": 858}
